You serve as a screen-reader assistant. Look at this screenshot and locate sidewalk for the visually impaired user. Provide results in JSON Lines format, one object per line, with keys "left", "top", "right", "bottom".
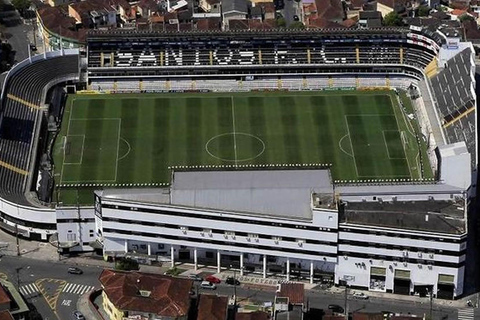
{"left": 0, "top": 230, "right": 477, "bottom": 311}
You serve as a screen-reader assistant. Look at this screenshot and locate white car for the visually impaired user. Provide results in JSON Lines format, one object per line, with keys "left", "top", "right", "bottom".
{"left": 200, "top": 281, "right": 216, "bottom": 290}
{"left": 353, "top": 292, "right": 369, "bottom": 300}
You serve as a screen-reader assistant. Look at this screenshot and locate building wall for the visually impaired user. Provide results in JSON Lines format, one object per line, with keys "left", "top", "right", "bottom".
{"left": 102, "top": 291, "right": 123, "bottom": 320}
{"left": 56, "top": 207, "right": 96, "bottom": 252}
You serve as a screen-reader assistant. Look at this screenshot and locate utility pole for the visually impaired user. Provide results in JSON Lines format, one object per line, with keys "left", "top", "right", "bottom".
{"left": 429, "top": 289, "right": 433, "bottom": 320}
{"left": 15, "top": 224, "right": 20, "bottom": 256}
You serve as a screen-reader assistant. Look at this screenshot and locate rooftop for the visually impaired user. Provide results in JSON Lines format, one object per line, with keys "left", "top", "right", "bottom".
{"left": 0, "top": 311, "right": 13, "bottom": 320}
{"left": 277, "top": 283, "right": 304, "bottom": 305}
{"left": 340, "top": 198, "right": 466, "bottom": 234}
{"left": 0, "top": 284, "right": 10, "bottom": 305}
{"left": 236, "top": 311, "right": 269, "bottom": 320}
{"left": 197, "top": 295, "right": 229, "bottom": 320}
{"left": 99, "top": 269, "right": 193, "bottom": 317}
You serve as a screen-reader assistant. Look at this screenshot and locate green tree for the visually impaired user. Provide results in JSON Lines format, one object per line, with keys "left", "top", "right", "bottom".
{"left": 11, "top": 0, "right": 31, "bottom": 16}
{"left": 276, "top": 17, "right": 286, "bottom": 28}
{"left": 417, "top": 5, "right": 430, "bottom": 17}
{"left": 459, "top": 13, "right": 475, "bottom": 23}
{"left": 164, "top": 266, "right": 181, "bottom": 276}
{"left": 289, "top": 21, "right": 305, "bottom": 29}
{"left": 115, "top": 258, "right": 139, "bottom": 271}
{"left": 383, "top": 11, "right": 403, "bottom": 26}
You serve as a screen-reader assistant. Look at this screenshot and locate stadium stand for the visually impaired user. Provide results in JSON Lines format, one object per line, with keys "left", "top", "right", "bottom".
{"left": 430, "top": 47, "right": 476, "bottom": 165}
{"left": 0, "top": 51, "right": 79, "bottom": 206}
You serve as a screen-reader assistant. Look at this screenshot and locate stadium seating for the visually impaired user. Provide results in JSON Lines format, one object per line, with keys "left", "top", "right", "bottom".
{"left": 0, "top": 53, "right": 79, "bottom": 205}
{"left": 430, "top": 48, "right": 476, "bottom": 163}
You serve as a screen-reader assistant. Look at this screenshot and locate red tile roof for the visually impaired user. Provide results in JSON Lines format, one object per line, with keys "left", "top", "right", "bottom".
{"left": 451, "top": 9, "right": 468, "bottom": 16}
{"left": 352, "top": 312, "right": 384, "bottom": 320}
{"left": 99, "top": 269, "right": 193, "bottom": 317}
{"left": 0, "top": 285, "right": 11, "bottom": 306}
{"left": 391, "top": 316, "right": 422, "bottom": 320}
{"left": 37, "top": 5, "right": 87, "bottom": 43}
{"left": 197, "top": 294, "right": 228, "bottom": 320}
{"left": 236, "top": 311, "right": 269, "bottom": 320}
{"left": 315, "top": 0, "right": 344, "bottom": 21}
{"left": 323, "top": 315, "right": 345, "bottom": 320}
{"left": 0, "top": 311, "right": 13, "bottom": 320}
{"left": 196, "top": 18, "right": 222, "bottom": 30}
{"left": 278, "top": 283, "right": 304, "bottom": 305}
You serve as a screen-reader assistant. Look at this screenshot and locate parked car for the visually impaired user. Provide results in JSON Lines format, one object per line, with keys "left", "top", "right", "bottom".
{"left": 188, "top": 274, "right": 203, "bottom": 282}
{"left": 205, "top": 275, "right": 221, "bottom": 283}
{"left": 200, "top": 281, "right": 216, "bottom": 290}
{"left": 72, "top": 311, "right": 85, "bottom": 320}
{"left": 225, "top": 277, "right": 240, "bottom": 286}
{"left": 353, "top": 292, "right": 369, "bottom": 300}
{"left": 68, "top": 267, "right": 83, "bottom": 275}
{"left": 328, "top": 304, "right": 344, "bottom": 314}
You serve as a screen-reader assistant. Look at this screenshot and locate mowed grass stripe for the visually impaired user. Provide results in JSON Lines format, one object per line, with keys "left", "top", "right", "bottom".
{"left": 152, "top": 98, "right": 171, "bottom": 181}
{"left": 245, "top": 96, "right": 267, "bottom": 163}
{"left": 119, "top": 99, "right": 140, "bottom": 183}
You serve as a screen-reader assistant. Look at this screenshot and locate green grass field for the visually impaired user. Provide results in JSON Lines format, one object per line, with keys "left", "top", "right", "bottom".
{"left": 53, "top": 90, "right": 433, "bottom": 204}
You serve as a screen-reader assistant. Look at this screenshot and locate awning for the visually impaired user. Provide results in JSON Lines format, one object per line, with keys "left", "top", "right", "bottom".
{"left": 394, "top": 269, "right": 411, "bottom": 280}
{"left": 370, "top": 267, "right": 386, "bottom": 276}
{"left": 438, "top": 274, "right": 455, "bottom": 284}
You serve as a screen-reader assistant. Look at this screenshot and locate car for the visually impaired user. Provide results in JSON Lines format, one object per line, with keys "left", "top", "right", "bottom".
{"left": 225, "top": 277, "right": 240, "bottom": 286}
{"left": 188, "top": 274, "right": 203, "bottom": 282}
{"left": 328, "top": 304, "right": 344, "bottom": 314}
{"left": 200, "top": 281, "right": 216, "bottom": 290}
{"left": 72, "top": 311, "right": 85, "bottom": 320}
{"left": 293, "top": 15, "right": 299, "bottom": 21}
{"left": 68, "top": 267, "right": 83, "bottom": 275}
{"left": 353, "top": 292, "right": 369, "bottom": 300}
{"left": 29, "top": 44, "right": 37, "bottom": 51}
{"left": 205, "top": 275, "right": 221, "bottom": 283}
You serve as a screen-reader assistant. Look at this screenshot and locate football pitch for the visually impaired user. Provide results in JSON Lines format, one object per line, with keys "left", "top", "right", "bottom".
{"left": 53, "top": 90, "right": 433, "bottom": 204}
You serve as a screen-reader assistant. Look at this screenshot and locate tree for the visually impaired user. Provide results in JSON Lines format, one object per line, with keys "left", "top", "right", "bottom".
{"left": 164, "top": 266, "right": 181, "bottom": 276}
{"left": 289, "top": 21, "right": 305, "bottom": 29}
{"left": 459, "top": 13, "right": 475, "bottom": 23}
{"left": 11, "top": 0, "right": 31, "bottom": 16}
{"left": 383, "top": 11, "right": 403, "bottom": 26}
{"left": 276, "top": 17, "right": 286, "bottom": 28}
{"left": 115, "top": 258, "right": 139, "bottom": 271}
{"left": 417, "top": 5, "right": 430, "bottom": 17}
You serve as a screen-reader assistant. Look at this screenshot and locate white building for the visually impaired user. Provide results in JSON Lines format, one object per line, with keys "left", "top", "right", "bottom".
{"left": 94, "top": 167, "right": 468, "bottom": 299}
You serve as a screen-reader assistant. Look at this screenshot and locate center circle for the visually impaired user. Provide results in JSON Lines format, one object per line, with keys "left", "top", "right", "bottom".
{"left": 205, "top": 132, "right": 265, "bottom": 162}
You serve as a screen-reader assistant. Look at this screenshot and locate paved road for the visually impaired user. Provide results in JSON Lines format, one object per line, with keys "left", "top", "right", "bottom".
{"left": 1, "top": 255, "right": 103, "bottom": 320}
{"left": 1, "top": 255, "right": 476, "bottom": 320}
{"left": 282, "top": 0, "right": 300, "bottom": 26}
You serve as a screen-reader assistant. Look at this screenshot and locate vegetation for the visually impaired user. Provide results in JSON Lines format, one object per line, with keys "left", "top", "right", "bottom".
{"left": 417, "top": 5, "right": 431, "bottom": 17}
{"left": 288, "top": 21, "right": 305, "bottom": 29}
{"left": 383, "top": 12, "right": 403, "bottom": 26}
{"left": 276, "top": 17, "right": 286, "bottom": 28}
{"left": 164, "top": 267, "right": 182, "bottom": 276}
{"left": 115, "top": 258, "right": 139, "bottom": 271}
{"left": 11, "top": 0, "right": 31, "bottom": 16}
{"left": 459, "top": 13, "right": 475, "bottom": 23}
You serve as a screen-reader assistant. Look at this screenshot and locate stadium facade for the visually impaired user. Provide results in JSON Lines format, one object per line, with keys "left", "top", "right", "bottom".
{"left": 0, "top": 27, "right": 476, "bottom": 299}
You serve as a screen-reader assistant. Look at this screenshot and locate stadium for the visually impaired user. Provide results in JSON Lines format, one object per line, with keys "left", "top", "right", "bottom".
{"left": 0, "top": 26, "right": 476, "bottom": 298}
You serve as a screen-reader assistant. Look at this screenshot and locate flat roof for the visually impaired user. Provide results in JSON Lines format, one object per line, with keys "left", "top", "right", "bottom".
{"left": 171, "top": 170, "right": 333, "bottom": 220}
{"left": 340, "top": 198, "right": 466, "bottom": 234}
{"left": 99, "top": 169, "right": 334, "bottom": 220}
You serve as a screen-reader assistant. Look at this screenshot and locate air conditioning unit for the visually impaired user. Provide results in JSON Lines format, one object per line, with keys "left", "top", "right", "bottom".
{"left": 246, "top": 237, "right": 251, "bottom": 242}
{"left": 231, "top": 235, "right": 236, "bottom": 240}
{"left": 255, "top": 238, "right": 259, "bottom": 243}
{"left": 418, "top": 252, "right": 422, "bottom": 258}
{"left": 428, "top": 265, "right": 433, "bottom": 270}
{"left": 208, "top": 230, "right": 213, "bottom": 236}
{"left": 273, "top": 237, "right": 281, "bottom": 244}
{"left": 403, "top": 262, "right": 408, "bottom": 267}
{"left": 200, "top": 232, "right": 205, "bottom": 236}
{"left": 418, "top": 264, "right": 422, "bottom": 269}
{"left": 429, "top": 253, "right": 434, "bottom": 259}
{"left": 224, "top": 234, "right": 229, "bottom": 239}
{"left": 297, "top": 240, "right": 304, "bottom": 247}
{"left": 403, "top": 251, "right": 408, "bottom": 257}
{"left": 180, "top": 227, "right": 187, "bottom": 234}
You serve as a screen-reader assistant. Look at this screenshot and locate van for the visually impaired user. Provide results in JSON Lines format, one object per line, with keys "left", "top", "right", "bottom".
{"left": 200, "top": 281, "right": 216, "bottom": 290}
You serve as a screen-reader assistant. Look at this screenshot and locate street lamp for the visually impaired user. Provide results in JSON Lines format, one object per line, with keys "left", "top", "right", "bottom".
{"left": 229, "top": 264, "right": 237, "bottom": 306}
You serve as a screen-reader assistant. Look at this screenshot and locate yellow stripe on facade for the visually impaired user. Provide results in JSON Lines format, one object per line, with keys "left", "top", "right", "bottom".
{"left": 0, "top": 160, "right": 28, "bottom": 175}
{"left": 7, "top": 94, "right": 41, "bottom": 110}
{"left": 443, "top": 107, "right": 476, "bottom": 128}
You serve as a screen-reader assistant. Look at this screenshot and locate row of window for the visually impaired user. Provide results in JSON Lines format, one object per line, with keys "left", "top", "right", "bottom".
{"left": 338, "top": 251, "right": 464, "bottom": 269}
{"left": 339, "top": 239, "right": 465, "bottom": 257}
{"left": 103, "top": 227, "right": 338, "bottom": 258}
{"left": 339, "top": 227, "right": 465, "bottom": 244}
{"left": 103, "top": 217, "right": 337, "bottom": 246}
{"left": 0, "top": 211, "right": 56, "bottom": 230}
{"left": 101, "top": 203, "right": 337, "bottom": 233}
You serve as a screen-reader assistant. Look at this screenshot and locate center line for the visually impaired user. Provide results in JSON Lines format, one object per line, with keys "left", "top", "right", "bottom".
{"left": 231, "top": 96, "right": 238, "bottom": 167}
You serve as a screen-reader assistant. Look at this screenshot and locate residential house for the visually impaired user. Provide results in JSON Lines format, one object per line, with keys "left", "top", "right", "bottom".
{"left": 0, "top": 280, "right": 29, "bottom": 320}
{"left": 237, "top": 311, "right": 270, "bottom": 320}
{"left": 306, "top": 0, "right": 345, "bottom": 28}
{"left": 0, "top": 311, "right": 13, "bottom": 320}
{"left": 99, "top": 269, "right": 193, "bottom": 320}
{"left": 137, "top": 0, "right": 162, "bottom": 18}
{"left": 223, "top": 0, "right": 249, "bottom": 27}
{"left": 358, "top": 10, "right": 382, "bottom": 27}
{"left": 197, "top": 294, "right": 229, "bottom": 320}
{"left": 0, "top": 285, "right": 10, "bottom": 313}
{"left": 199, "top": 0, "right": 221, "bottom": 13}
{"left": 274, "top": 283, "right": 305, "bottom": 320}
{"left": 352, "top": 312, "right": 384, "bottom": 320}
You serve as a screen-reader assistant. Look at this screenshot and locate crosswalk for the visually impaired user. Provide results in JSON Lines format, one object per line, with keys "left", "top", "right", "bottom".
{"left": 19, "top": 282, "right": 95, "bottom": 297}
{"left": 19, "top": 283, "right": 39, "bottom": 296}
{"left": 62, "top": 283, "right": 95, "bottom": 295}
{"left": 458, "top": 308, "right": 475, "bottom": 320}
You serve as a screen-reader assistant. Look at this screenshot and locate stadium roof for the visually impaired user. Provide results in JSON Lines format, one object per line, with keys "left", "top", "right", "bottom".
{"left": 99, "top": 169, "right": 334, "bottom": 220}
{"left": 170, "top": 170, "right": 333, "bottom": 219}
